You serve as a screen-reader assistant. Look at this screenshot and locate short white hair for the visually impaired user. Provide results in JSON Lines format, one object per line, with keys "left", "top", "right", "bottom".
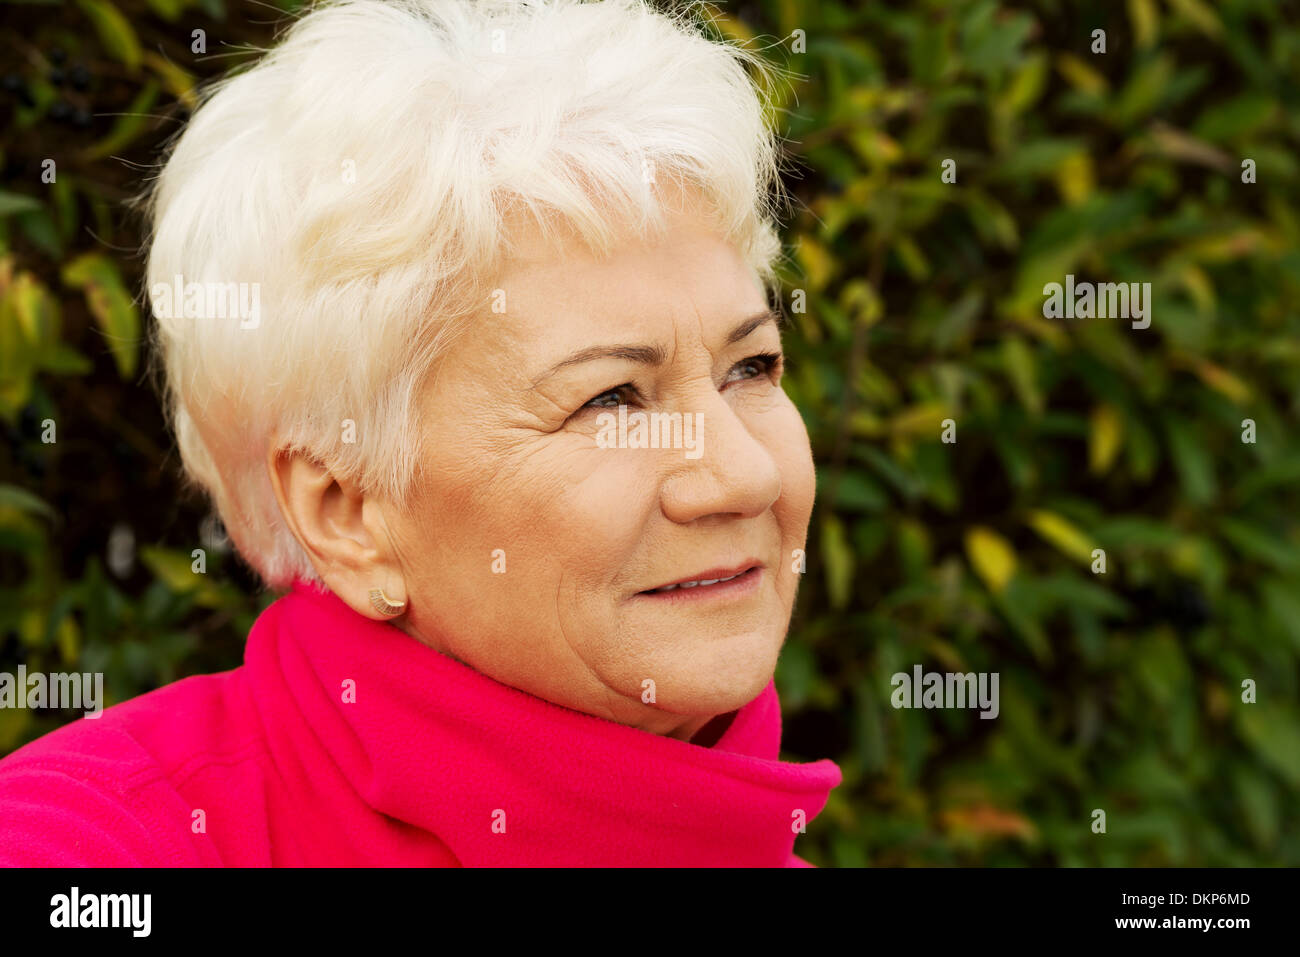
{"left": 141, "top": 0, "right": 790, "bottom": 588}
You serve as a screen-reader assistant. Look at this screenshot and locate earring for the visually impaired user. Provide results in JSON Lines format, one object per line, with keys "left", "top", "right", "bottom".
{"left": 369, "top": 587, "right": 406, "bottom": 617}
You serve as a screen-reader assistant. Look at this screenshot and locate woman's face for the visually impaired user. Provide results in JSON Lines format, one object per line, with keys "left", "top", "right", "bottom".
{"left": 387, "top": 192, "right": 815, "bottom": 740}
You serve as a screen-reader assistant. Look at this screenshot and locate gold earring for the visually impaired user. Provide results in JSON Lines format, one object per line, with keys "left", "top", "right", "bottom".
{"left": 369, "top": 587, "right": 406, "bottom": 617}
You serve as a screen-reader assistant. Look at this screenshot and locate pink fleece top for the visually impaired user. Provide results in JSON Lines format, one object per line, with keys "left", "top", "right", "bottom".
{"left": 0, "top": 580, "right": 841, "bottom": 866}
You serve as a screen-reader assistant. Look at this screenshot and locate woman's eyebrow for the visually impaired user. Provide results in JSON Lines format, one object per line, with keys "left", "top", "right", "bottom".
{"left": 529, "top": 310, "right": 779, "bottom": 388}
{"left": 725, "top": 308, "right": 780, "bottom": 344}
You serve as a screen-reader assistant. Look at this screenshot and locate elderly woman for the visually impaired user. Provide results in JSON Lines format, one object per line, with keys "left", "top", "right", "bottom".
{"left": 0, "top": 0, "right": 840, "bottom": 866}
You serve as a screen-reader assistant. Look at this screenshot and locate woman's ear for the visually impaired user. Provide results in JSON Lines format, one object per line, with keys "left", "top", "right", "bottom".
{"left": 267, "top": 445, "right": 407, "bottom": 620}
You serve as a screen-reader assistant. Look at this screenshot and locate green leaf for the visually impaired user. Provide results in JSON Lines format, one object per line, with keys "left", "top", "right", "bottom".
{"left": 1232, "top": 765, "right": 1279, "bottom": 848}
{"left": 1217, "top": 518, "right": 1300, "bottom": 572}
{"left": 991, "top": 138, "right": 1086, "bottom": 180}
{"left": 775, "top": 640, "right": 816, "bottom": 710}
{"left": 1236, "top": 703, "right": 1300, "bottom": 789}
{"left": 819, "top": 469, "right": 888, "bottom": 512}
{"left": 0, "top": 191, "right": 42, "bottom": 218}
{"left": 81, "top": 81, "right": 160, "bottom": 160}
{"left": 77, "top": 0, "right": 142, "bottom": 71}
{"left": 1165, "top": 418, "right": 1216, "bottom": 505}
{"left": 820, "top": 514, "right": 855, "bottom": 611}
{"left": 1193, "top": 95, "right": 1276, "bottom": 143}
{"left": 18, "top": 208, "right": 60, "bottom": 259}
{"left": 1114, "top": 54, "right": 1174, "bottom": 126}
{"left": 0, "top": 484, "right": 57, "bottom": 521}
{"left": 1092, "top": 516, "right": 1183, "bottom": 549}
{"left": 40, "top": 344, "right": 93, "bottom": 376}
{"left": 60, "top": 253, "right": 140, "bottom": 379}
{"left": 1001, "top": 336, "right": 1042, "bottom": 415}
{"left": 144, "top": 0, "right": 188, "bottom": 21}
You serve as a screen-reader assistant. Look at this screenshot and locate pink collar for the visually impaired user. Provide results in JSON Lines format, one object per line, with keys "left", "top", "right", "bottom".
{"left": 245, "top": 580, "right": 840, "bottom": 865}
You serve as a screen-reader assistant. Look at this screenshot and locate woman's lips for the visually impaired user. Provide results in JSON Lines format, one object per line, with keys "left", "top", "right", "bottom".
{"left": 634, "top": 565, "right": 763, "bottom": 602}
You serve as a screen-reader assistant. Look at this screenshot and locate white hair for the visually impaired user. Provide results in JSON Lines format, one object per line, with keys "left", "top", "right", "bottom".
{"left": 140, "top": 0, "right": 791, "bottom": 588}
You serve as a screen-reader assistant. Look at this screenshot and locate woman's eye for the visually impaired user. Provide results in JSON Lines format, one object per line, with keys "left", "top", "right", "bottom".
{"left": 582, "top": 384, "right": 638, "bottom": 410}
{"left": 725, "top": 352, "right": 783, "bottom": 384}
{"left": 576, "top": 353, "right": 782, "bottom": 416}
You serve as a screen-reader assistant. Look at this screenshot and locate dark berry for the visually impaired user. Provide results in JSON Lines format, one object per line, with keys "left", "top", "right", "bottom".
{"left": 2, "top": 74, "right": 33, "bottom": 106}
{"left": 72, "top": 108, "right": 91, "bottom": 128}
{"left": 21, "top": 449, "right": 46, "bottom": 480}
{"left": 69, "top": 65, "right": 90, "bottom": 90}
{"left": 49, "top": 48, "right": 66, "bottom": 64}
{"left": 1169, "top": 581, "right": 1211, "bottom": 634}
{"left": 19, "top": 405, "right": 39, "bottom": 434}
{"left": 49, "top": 67, "right": 64, "bottom": 86}
{"left": 49, "top": 100, "right": 71, "bottom": 122}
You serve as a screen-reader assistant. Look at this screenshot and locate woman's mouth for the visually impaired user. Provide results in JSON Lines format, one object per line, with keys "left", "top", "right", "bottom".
{"left": 636, "top": 565, "right": 763, "bottom": 602}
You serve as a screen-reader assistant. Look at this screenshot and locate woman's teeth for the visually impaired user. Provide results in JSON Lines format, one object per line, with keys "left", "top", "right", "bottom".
{"left": 651, "top": 571, "right": 743, "bottom": 593}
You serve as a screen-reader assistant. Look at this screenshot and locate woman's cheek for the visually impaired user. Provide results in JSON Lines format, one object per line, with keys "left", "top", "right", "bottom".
{"left": 771, "top": 397, "right": 817, "bottom": 521}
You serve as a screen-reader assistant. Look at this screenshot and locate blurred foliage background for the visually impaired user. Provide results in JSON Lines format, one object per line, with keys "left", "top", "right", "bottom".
{"left": 1, "top": 0, "right": 1298, "bottom": 867}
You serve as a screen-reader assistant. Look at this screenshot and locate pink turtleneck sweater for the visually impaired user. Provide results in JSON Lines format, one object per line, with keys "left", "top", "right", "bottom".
{"left": 0, "top": 581, "right": 841, "bottom": 866}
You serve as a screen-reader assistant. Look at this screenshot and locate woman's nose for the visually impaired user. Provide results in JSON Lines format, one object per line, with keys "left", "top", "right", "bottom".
{"left": 656, "top": 391, "right": 782, "bottom": 524}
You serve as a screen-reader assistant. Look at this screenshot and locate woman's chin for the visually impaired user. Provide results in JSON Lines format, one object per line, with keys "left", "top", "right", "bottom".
{"left": 615, "top": 629, "right": 785, "bottom": 718}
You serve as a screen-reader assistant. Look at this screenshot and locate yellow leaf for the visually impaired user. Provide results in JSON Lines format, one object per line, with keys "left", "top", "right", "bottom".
{"left": 998, "top": 53, "right": 1049, "bottom": 116}
{"left": 143, "top": 50, "right": 197, "bottom": 111}
{"left": 893, "top": 236, "right": 930, "bottom": 281}
{"left": 1026, "top": 510, "right": 1094, "bottom": 564}
{"left": 18, "top": 609, "right": 43, "bottom": 648}
{"left": 1127, "top": 0, "right": 1159, "bottom": 48}
{"left": 841, "top": 279, "right": 883, "bottom": 328}
{"left": 1055, "top": 53, "right": 1108, "bottom": 95}
{"left": 1006, "top": 309, "right": 1070, "bottom": 349}
{"left": 1089, "top": 404, "right": 1124, "bottom": 474}
{"left": 1166, "top": 0, "right": 1222, "bottom": 38}
{"left": 61, "top": 253, "right": 140, "bottom": 379}
{"left": 10, "top": 272, "right": 49, "bottom": 345}
{"left": 1184, "top": 228, "right": 1270, "bottom": 262}
{"left": 1146, "top": 121, "right": 1233, "bottom": 172}
{"left": 849, "top": 129, "right": 903, "bottom": 165}
{"left": 1054, "top": 152, "right": 1094, "bottom": 206}
{"left": 1178, "top": 263, "right": 1215, "bottom": 315}
{"left": 1192, "top": 360, "right": 1251, "bottom": 404}
{"left": 965, "top": 526, "right": 1017, "bottom": 594}
{"left": 57, "top": 615, "right": 81, "bottom": 665}
{"left": 820, "top": 514, "right": 855, "bottom": 611}
{"left": 888, "top": 401, "right": 951, "bottom": 438}
{"left": 698, "top": 2, "right": 754, "bottom": 43}
{"left": 795, "top": 237, "right": 836, "bottom": 292}
{"left": 941, "top": 804, "right": 1038, "bottom": 840}
{"left": 848, "top": 410, "right": 886, "bottom": 438}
